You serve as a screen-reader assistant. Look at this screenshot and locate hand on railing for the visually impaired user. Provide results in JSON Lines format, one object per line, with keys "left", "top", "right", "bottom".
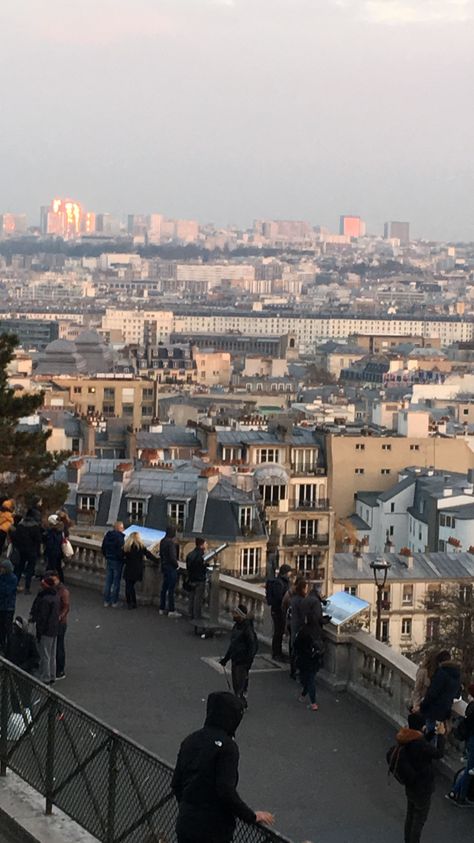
{"left": 256, "top": 812, "right": 275, "bottom": 826}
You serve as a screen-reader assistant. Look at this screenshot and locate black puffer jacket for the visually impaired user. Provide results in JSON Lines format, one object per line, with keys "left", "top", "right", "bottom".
{"left": 123, "top": 546, "right": 158, "bottom": 583}
{"left": 221, "top": 618, "right": 258, "bottom": 668}
{"left": 11, "top": 513, "right": 42, "bottom": 560}
{"left": 420, "top": 660, "right": 461, "bottom": 721}
{"left": 30, "top": 588, "right": 60, "bottom": 639}
{"left": 186, "top": 547, "right": 207, "bottom": 583}
{"left": 172, "top": 692, "right": 256, "bottom": 843}
{"left": 303, "top": 589, "right": 330, "bottom": 642}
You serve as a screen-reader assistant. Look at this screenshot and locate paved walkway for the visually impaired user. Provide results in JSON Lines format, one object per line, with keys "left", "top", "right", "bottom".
{"left": 15, "top": 587, "right": 474, "bottom": 843}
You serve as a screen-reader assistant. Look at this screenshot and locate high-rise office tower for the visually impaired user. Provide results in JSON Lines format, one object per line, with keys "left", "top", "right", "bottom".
{"left": 0, "top": 213, "right": 27, "bottom": 235}
{"left": 40, "top": 198, "right": 83, "bottom": 239}
{"left": 339, "top": 215, "right": 365, "bottom": 238}
{"left": 384, "top": 221, "right": 410, "bottom": 243}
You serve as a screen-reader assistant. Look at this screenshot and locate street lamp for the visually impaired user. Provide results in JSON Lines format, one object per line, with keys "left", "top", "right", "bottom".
{"left": 370, "top": 556, "right": 392, "bottom": 642}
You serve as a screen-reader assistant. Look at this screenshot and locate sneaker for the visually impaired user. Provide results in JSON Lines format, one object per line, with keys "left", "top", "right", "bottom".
{"left": 445, "top": 792, "right": 458, "bottom": 803}
{"left": 111, "top": 603, "right": 120, "bottom": 608}
{"left": 308, "top": 703, "right": 319, "bottom": 711}
{"left": 103, "top": 602, "right": 111, "bottom": 608}
{"left": 159, "top": 610, "right": 166, "bottom": 615}
{"left": 168, "top": 611, "right": 182, "bottom": 618}
{"left": 56, "top": 673, "right": 66, "bottom": 681}
{"left": 469, "top": 769, "right": 474, "bottom": 776}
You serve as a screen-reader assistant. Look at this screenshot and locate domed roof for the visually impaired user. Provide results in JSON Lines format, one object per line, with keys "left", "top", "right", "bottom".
{"left": 34, "top": 338, "right": 88, "bottom": 375}
{"left": 75, "top": 329, "right": 104, "bottom": 346}
{"left": 45, "top": 339, "right": 78, "bottom": 353}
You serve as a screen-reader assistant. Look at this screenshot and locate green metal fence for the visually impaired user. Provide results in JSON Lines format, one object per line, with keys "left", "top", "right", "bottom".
{"left": 0, "top": 658, "right": 292, "bottom": 843}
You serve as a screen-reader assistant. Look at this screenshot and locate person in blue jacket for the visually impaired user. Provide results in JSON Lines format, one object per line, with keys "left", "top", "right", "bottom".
{"left": 0, "top": 559, "right": 18, "bottom": 654}
{"left": 101, "top": 521, "right": 125, "bottom": 607}
{"left": 44, "top": 514, "right": 65, "bottom": 582}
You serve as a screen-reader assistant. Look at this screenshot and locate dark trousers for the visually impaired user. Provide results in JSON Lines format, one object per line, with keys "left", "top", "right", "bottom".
{"left": 231, "top": 662, "right": 250, "bottom": 701}
{"left": 404, "top": 793, "right": 431, "bottom": 843}
{"left": 56, "top": 622, "right": 67, "bottom": 675}
{"left": 14, "top": 554, "right": 37, "bottom": 591}
{"left": 0, "top": 610, "right": 14, "bottom": 654}
{"left": 271, "top": 608, "right": 285, "bottom": 659}
{"left": 125, "top": 578, "right": 137, "bottom": 607}
{"left": 300, "top": 667, "right": 317, "bottom": 704}
{"left": 160, "top": 568, "right": 177, "bottom": 612}
{"left": 188, "top": 581, "right": 205, "bottom": 619}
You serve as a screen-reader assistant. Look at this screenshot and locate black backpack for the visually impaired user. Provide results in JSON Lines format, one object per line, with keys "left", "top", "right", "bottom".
{"left": 386, "top": 745, "right": 416, "bottom": 787}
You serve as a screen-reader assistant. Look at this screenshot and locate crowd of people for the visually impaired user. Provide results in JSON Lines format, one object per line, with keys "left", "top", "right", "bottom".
{"left": 2, "top": 497, "right": 474, "bottom": 843}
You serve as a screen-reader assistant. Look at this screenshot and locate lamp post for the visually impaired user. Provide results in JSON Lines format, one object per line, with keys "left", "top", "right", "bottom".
{"left": 370, "top": 557, "right": 391, "bottom": 642}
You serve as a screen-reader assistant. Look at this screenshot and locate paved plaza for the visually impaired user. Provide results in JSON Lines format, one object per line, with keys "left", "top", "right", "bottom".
{"left": 13, "top": 586, "right": 474, "bottom": 843}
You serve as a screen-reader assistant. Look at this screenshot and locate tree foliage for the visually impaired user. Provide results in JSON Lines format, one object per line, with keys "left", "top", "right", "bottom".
{"left": 415, "top": 584, "right": 474, "bottom": 687}
{"left": 304, "top": 364, "right": 336, "bottom": 386}
{"left": 0, "top": 333, "right": 69, "bottom": 510}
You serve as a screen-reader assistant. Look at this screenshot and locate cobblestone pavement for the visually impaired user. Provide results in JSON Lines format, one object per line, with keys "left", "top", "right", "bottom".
{"left": 15, "top": 587, "right": 474, "bottom": 843}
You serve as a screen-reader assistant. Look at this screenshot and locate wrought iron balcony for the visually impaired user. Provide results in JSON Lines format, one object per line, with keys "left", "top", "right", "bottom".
{"left": 283, "top": 533, "right": 329, "bottom": 547}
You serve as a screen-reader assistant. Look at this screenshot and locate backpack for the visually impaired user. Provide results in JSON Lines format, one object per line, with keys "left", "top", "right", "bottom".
{"left": 386, "top": 745, "right": 416, "bottom": 787}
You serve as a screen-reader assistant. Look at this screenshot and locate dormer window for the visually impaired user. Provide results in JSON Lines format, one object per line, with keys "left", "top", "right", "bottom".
{"left": 167, "top": 501, "right": 186, "bottom": 531}
{"left": 127, "top": 499, "right": 148, "bottom": 520}
{"left": 239, "top": 506, "right": 252, "bottom": 529}
{"left": 79, "top": 495, "right": 96, "bottom": 511}
{"left": 257, "top": 448, "right": 278, "bottom": 464}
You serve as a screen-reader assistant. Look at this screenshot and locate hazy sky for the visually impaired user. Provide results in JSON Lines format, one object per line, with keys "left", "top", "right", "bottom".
{"left": 1, "top": 0, "right": 473, "bottom": 240}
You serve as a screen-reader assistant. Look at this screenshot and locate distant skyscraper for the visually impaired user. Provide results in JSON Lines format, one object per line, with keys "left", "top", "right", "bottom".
{"left": 0, "top": 213, "right": 27, "bottom": 235}
{"left": 40, "top": 198, "right": 83, "bottom": 239}
{"left": 384, "top": 221, "right": 410, "bottom": 244}
{"left": 96, "top": 213, "right": 122, "bottom": 236}
{"left": 339, "top": 215, "right": 364, "bottom": 238}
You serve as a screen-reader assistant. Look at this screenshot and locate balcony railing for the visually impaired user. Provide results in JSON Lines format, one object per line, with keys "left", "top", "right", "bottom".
{"left": 282, "top": 533, "right": 329, "bottom": 547}
{"left": 292, "top": 498, "right": 330, "bottom": 511}
{"left": 290, "top": 464, "right": 326, "bottom": 476}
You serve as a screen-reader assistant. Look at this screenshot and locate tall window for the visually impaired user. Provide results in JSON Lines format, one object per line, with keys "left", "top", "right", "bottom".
{"left": 240, "top": 547, "right": 261, "bottom": 577}
{"left": 296, "top": 554, "right": 322, "bottom": 574}
{"left": 298, "top": 520, "right": 318, "bottom": 539}
{"left": 239, "top": 507, "right": 252, "bottom": 528}
{"left": 381, "top": 619, "right": 390, "bottom": 643}
{"left": 259, "top": 484, "right": 285, "bottom": 506}
{"left": 168, "top": 502, "right": 186, "bottom": 531}
{"left": 298, "top": 484, "right": 317, "bottom": 506}
{"left": 401, "top": 618, "right": 412, "bottom": 637}
{"left": 402, "top": 585, "right": 413, "bottom": 606}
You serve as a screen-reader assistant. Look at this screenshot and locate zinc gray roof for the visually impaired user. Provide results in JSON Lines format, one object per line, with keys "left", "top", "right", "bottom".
{"left": 356, "top": 492, "right": 381, "bottom": 507}
{"left": 334, "top": 551, "right": 474, "bottom": 581}
{"left": 378, "top": 476, "right": 415, "bottom": 502}
{"left": 348, "top": 514, "right": 371, "bottom": 530}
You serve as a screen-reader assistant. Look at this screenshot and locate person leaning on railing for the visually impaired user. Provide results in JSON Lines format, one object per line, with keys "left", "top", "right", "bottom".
{"left": 171, "top": 691, "right": 274, "bottom": 843}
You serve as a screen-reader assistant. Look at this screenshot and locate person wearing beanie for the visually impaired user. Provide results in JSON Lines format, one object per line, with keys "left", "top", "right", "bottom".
{"left": 0, "top": 558, "right": 18, "bottom": 653}
{"left": 391, "top": 711, "right": 445, "bottom": 841}
{"left": 220, "top": 604, "right": 258, "bottom": 708}
{"left": 265, "top": 563, "right": 292, "bottom": 661}
{"left": 29, "top": 576, "right": 60, "bottom": 685}
{"left": 447, "top": 681, "right": 474, "bottom": 805}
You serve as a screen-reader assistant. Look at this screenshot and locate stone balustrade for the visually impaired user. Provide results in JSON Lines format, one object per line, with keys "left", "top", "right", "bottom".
{"left": 69, "top": 534, "right": 467, "bottom": 769}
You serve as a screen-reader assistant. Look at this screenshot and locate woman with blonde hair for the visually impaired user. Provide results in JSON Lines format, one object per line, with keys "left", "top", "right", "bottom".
{"left": 123, "top": 532, "right": 159, "bottom": 609}
{"left": 411, "top": 650, "right": 440, "bottom": 712}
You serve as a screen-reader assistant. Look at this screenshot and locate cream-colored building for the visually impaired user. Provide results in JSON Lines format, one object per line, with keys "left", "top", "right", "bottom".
{"left": 243, "top": 357, "right": 288, "bottom": 378}
{"left": 326, "top": 432, "right": 474, "bottom": 519}
{"left": 193, "top": 349, "right": 232, "bottom": 387}
{"left": 333, "top": 550, "right": 474, "bottom": 655}
{"left": 39, "top": 374, "right": 158, "bottom": 431}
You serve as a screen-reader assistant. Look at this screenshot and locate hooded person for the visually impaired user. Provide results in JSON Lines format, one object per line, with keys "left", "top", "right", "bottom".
{"left": 393, "top": 711, "right": 445, "bottom": 842}
{"left": 0, "top": 499, "right": 15, "bottom": 553}
{"left": 220, "top": 604, "right": 258, "bottom": 708}
{"left": 419, "top": 650, "right": 462, "bottom": 734}
{"left": 171, "top": 691, "right": 274, "bottom": 843}
{"left": 0, "top": 559, "right": 18, "bottom": 653}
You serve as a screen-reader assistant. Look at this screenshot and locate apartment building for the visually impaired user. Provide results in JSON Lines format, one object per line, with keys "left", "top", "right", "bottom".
{"left": 352, "top": 468, "right": 474, "bottom": 555}
{"left": 326, "top": 431, "right": 474, "bottom": 518}
{"left": 62, "top": 459, "right": 267, "bottom": 578}
{"left": 333, "top": 550, "right": 474, "bottom": 654}
{"left": 41, "top": 374, "right": 158, "bottom": 431}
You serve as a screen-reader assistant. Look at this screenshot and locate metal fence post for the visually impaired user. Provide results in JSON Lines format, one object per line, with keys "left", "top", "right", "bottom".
{"left": 0, "top": 664, "right": 9, "bottom": 776}
{"left": 106, "top": 735, "right": 118, "bottom": 843}
{"left": 45, "top": 698, "right": 56, "bottom": 814}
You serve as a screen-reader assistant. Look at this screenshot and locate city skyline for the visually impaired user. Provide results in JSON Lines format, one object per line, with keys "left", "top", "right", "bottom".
{"left": 1, "top": 0, "right": 473, "bottom": 240}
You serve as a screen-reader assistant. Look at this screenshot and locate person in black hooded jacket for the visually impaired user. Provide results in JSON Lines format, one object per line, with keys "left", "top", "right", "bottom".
{"left": 171, "top": 691, "right": 274, "bottom": 843}
{"left": 419, "top": 650, "right": 461, "bottom": 733}
{"left": 220, "top": 605, "right": 258, "bottom": 707}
